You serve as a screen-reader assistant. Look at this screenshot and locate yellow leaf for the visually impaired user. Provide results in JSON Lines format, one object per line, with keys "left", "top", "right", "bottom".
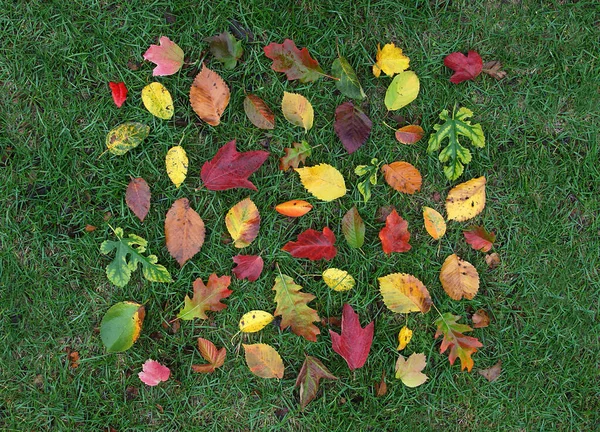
{"left": 422, "top": 206, "right": 446, "bottom": 240}
{"left": 395, "top": 353, "right": 428, "bottom": 387}
{"left": 397, "top": 326, "right": 412, "bottom": 351}
{"left": 322, "top": 268, "right": 355, "bottom": 292}
{"left": 384, "top": 71, "right": 420, "bottom": 111}
{"left": 225, "top": 198, "right": 260, "bottom": 248}
{"left": 281, "top": 92, "right": 313, "bottom": 131}
{"left": 243, "top": 343, "right": 284, "bottom": 379}
{"left": 439, "top": 254, "right": 479, "bottom": 300}
{"left": 378, "top": 273, "right": 432, "bottom": 314}
{"left": 239, "top": 310, "right": 274, "bottom": 333}
{"left": 446, "top": 176, "right": 486, "bottom": 221}
{"left": 295, "top": 164, "right": 346, "bottom": 201}
{"left": 165, "top": 146, "right": 188, "bottom": 188}
{"left": 373, "top": 43, "right": 410, "bottom": 78}
{"left": 141, "top": 82, "right": 174, "bottom": 119}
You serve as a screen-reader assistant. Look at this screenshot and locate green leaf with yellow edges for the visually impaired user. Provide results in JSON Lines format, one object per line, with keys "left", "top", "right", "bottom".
{"left": 100, "top": 301, "right": 145, "bottom": 352}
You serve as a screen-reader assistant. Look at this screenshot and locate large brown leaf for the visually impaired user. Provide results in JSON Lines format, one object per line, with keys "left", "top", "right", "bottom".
{"left": 164, "top": 198, "right": 205, "bottom": 266}
{"left": 189, "top": 64, "right": 230, "bottom": 126}
{"left": 333, "top": 101, "right": 372, "bottom": 154}
{"left": 382, "top": 161, "right": 422, "bottom": 194}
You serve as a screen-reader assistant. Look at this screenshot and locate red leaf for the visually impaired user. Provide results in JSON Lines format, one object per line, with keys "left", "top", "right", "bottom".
{"left": 282, "top": 227, "right": 337, "bottom": 261}
{"left": 138, "top": 360, "right": 170, "bottom": 386}
{"left": 329, "top": 304, "right": 374, "bottom": 370}
{"left": 200, "top": 140, "right": 269, "bottom": 191}
{"left": 333, "top": 101, "right": 372, "bottom": 154}
{"left": 143, "top": 36, "right": 184, "bottom": 76}
{"left": 192, "top": 337, "right": 226, "bottom": 373}
{"left": 125, "top": 177, "right": 151, "bottom": 222}
{"left": 395, "top": 125, "right": 424, "bottom": 144}
{"left": 109, "top": 82, "right": 128, "bottom": 108}
{"left": 379, "top": 209, "right": 411, "bottom": 254}
{"left": 444, "top": 51, "right": 483, "bottom": 84}
{"left": 463, "top": 226, "right": 496, "bottom": 252}
{"left": 263, "top": 39, "right": 323, "bottom": 83}
{"left": 232, "top": 255, "right": 264, "bottom": 282}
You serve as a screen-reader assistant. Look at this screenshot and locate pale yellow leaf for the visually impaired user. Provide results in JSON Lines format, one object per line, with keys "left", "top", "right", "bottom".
{"left": 239, "top": 310, "right": 274, "bottom": 333}
{"left": 322, "top": 268, "right": 355, "bottom": 292}
{"left": 446, "top": 176, "right": 486, "bottom": 221}
{"left": 142, "top": 82, "right": 174, "bottom": 119}
{"left": 384, "top": 71, "right": 420, "bottom": 111}
{"left": 295, "top": 164, "right": 346, "bottom": 201}
{"left": 165, "top": 146, "right": 188, "bottom": 188}
{"left": 395, "top": 353, "right": 428, "bottom": 387}
{"left": 282, "top": 92, "right": 313, "bottom": 131}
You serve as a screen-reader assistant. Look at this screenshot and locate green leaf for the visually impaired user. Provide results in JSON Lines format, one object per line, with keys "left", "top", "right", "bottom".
{"left": 427, "top": 107, "right": 485, "bottom": 180}
{"left": 100, "top": 301, "right": 145, "bottom": 352}
{"left": 354, "top": 159, "right": 380, "bottom": 202}
{"left": 105, "top": 122, "right": 150, "bottom": 156}
{"left": 342, "top": 207, "right": 365, "bottom": 248}
{"left": 100, "top": 227, "right": 172, "bottom": 287}
{"left": 332, "top": 57, "right": 365, "bottom": 100}
{"left": 384, "top": 71, "right": 420, "bottom": 111}
{"left": 205, "top": 32, "right": 243, "bottom": 69}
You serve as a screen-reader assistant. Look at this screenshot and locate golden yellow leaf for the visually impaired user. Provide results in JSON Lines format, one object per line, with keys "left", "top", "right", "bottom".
{"left": 141, "top": 82, "right": 174, "bottom": 119}
{"left": 225, "top": 198, "right": 260, "bottom": 248}
{"left": 422, "top": 206, "right": 446, "bottom": 240}
{"left": 165, "top": 146, "right": 188, "bottom": 188}
{"left": 372, "top": 43, "right": 410, "bottom": 78}
{"left": 281, "top": 92, "right": 313, "bottom": 131}
{"left": 239, "top": 310, "right": 274, "bottom": 333}
{"left": 322, "top": 268, "right": 355, "bottom": 292}
{"left": 384, "top": 71, "right": 420, "bottom": 111}
{"left": 440, "top": 254, "right": 479, "bottom": 300}
{"left": 243, "top": 343, "right": 284, "bottom": 379}
{"left": 378, "top": 273, "right": 432, "bottom": 314}
{"left": 397, "top": 326, "right": 412, "bottom": 351}
{"left": 446, "top": 176, "right": 486, "bottom": 221}
{"left": 295, "top": 164, "right": 346, "bottom": 201}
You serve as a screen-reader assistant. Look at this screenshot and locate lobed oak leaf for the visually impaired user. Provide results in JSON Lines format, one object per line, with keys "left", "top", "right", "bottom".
{"left": 125, "top": 177, "right": 151, "bottom": 222}
{"left": 244, "top": 94, "right": 275, "bottom": 130}
{"left": 165, "top": 146, "right": 188, "bottom": 188}
{"left": 333, "top": 101, "right": 372, "bottom": 154}
{"left": 446, "top": 176, "right": 487, "bottom": 221}
{"left": 281, "top": 92, "right": 314, "bottom": 131}
{"left": 200, "top": 140, "right": 269, "bottom": 191}
{"left": 295, "top": 164, "right": 346, "bottom": 201}
{"left": 263, "top": 39, "right": 323, "bottom": 83}
{"left": 143, "top": 36, "right": 184, "bottom": 76}
{"left": 422, "top": 206, "right": 446, "bottom": 240}
{"left": 440, "top": 254, "right": 479, "bottom": 300}
{"left": 243, "top": 343, "right": 284, "bottom": 379}
{"left": 275, "top": 200, "right": 312, "bottom": 217}
{"left": 164, "top": 198, "right": 205, "bottom": 266}
{"left": 395, "top": 353, "right": 428, "bottom": 387}
{"left": 190, "top": 64, "right": 230, "bottom": 126}
{"left": 225, "top": 198, "right": 260, "bottom": 248}
{"left": 177, "top": 274, "right": 232, "bottom": 320}
{"left": 341, "top": 206, "right": 365, "bottom": 249}
{"left": 282, "top": 227, "right": 337, "bottom": 261}
{"left": 435, "top": 312, "right": 483, "bottom": 372}
{"left": 192, "top": 338, "right": 226, "bottom": 373}
{"left": 379, "top": 209, "right": 411, "bottom": 254}
{"left": 205, "top": 31, "right": 243, "bottom": 69}
{"left": 329, "top": 304, "right": 374, "bottom": 370}
{"left": 273, "top": 274, "right": 320, "bottom": 341}
{"left": 378, "top": 273, "right": 432, "bottom": 314}
{"left": 463, "top": 226, "right": 496, "bottom": 252}
{"left": 295, "top": 355, "right": 337, "bottom": 409}
{"left": 395, "top": 125, "right": 424, "bottom": 144}
{"left": 139, "top": 360, "right": 170, "bottom": 386}
{"left": 109, "top": 82, "right": 127, "bottom": 108}
{"left": 279, "top": 141, "right": 311, "bottom": 171}
{"left": 382, "top": 161, "right": 422, "bottom": 194}
{"left": 444, "top": 51, "right": 483, "bottom": 84}
{"left": 372, "top": 43, "right": 410, "bottom": 78}
{"left": 232, "top": 255, "right": 264, "bottom": 282}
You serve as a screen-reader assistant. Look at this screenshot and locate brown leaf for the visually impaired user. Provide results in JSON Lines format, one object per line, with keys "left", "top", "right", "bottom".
{"left": 478, "top": 360, "right": 502, "bottom": 382}
{"left": 376, "top": 205, "right": 395, "bottom": 223}
{"left": 165, "top": 198, "right": 206, "bottom": 266}
{"left": 472, "top": 309, "right": 491, "bottom": 328}
{"left": 485, "top": 252, "right": 501, "bottom": 269}
{"left": 85, "top": 224, "right": 97, "bottom": 232}
{"left": 125, "top": 177, "right": 151, "bottom": 222}
{"left": 375, "top": 372, "right": 387, "bottom": 397}
{"left": 382, "top": 161, "right": 422, "bottom": 194}
{"left": 440, "top": 254, "right": 479, "bottom": 300}
{"left": 66, "top": 349, "right": 80, "bottom": 369}
{"left": 244, "top": 94, "right": 275, "bottom": 129}
{"left": 189, "top": 64, "right": 230, "bottom": 126}
{"left": 482, "top": 61, "right": 507, "bottom": 80}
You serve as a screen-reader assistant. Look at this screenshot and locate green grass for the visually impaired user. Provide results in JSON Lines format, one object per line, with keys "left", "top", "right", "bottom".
{"left": 1, "top": 0, "right": 599, "bottom": 430}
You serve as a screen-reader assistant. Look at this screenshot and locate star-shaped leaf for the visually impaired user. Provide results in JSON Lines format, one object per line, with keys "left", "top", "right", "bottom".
{"left": 329, "top": 304, "right": 374, "bottom": 370}
{"left": 143, "top": 36, "right": 184, "bottom": 76}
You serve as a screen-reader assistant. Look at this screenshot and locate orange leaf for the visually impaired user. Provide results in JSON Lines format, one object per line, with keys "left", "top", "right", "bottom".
{"left": 244, "top": 94, "right": 275, "bottom": 129}
{"left": 379, "top": 209, "right": 411, "bottom": 254}
{"left": 243, "top": 343, "right": 284, "bottom": 379}
{"left": 395, "top": 125, "right": 424, "bottom": 144}
{"left": 177, "top": 274, "right": 232, "bottom": 320}
{"left": 125, "top": 177, "right": 151, "bottom": 222}
{"left": 225, "top": 198, "right": 260, "bottom": 248}
{"left": 440, "top": 254, "right": 479, "bottom": 300}
{"left": 275, "top": 200, "right": 312, "bottom": 217}
{"left": 192, "top": 337, "right": 226, "bottom": 373}
{"left": 190, "top": 64, "right": 230, "bottom": 126}
{"left": 382, "top": 161, "right": 422, "bottom": 194}
{"left": 422, "top": 206, "right": 446, "bottom": 240}
{"left": 165, "top": 198, "right": 205, "bottom": 266}
{"left": 375, "top": 372, "right": 387, "bottom": 397}
{"left": 273, "top": 274, "right": 320, "bottom": 342}
{"left": 435, "top": 313, "right": 483, "bottom": 372}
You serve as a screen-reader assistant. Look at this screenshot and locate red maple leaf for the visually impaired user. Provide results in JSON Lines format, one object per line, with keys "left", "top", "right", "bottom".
{"left": 109, "top": 82, "right": 128, "bottom": 108}
{"left": 232, "top": 255, "right": 264, "bottom": 282}
{"left": 463, "top": 226, "right": 496, "bottom": 252}
{"left": 379, "top": 209, "right": 411, "bottom": 254}
{"left": 200, "top": 140, "right": 269, "bottom": 191}
{"left": 263, "top": 39, "right": 323, "bottom": 83}
{"left": 282, "top": 227, "right": 337, "bottom": 261}
{"left": 444, "top": 51, "right": 483, "bottom": 84}
{"left": 329, "top": 304, "right": 374, "bottom": 370}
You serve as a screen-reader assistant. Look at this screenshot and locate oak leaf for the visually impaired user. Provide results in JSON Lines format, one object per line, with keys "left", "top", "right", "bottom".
{"left": 263, "top": 39, "right": 323, "bottom": 82}
{"left": 275, "top": 200, "right": 312, "bottom": 217}
{"left": 440, "top": 254, "right": 479, "bottom": 300}
{"left": 379, "top": 209, "right": 411, "bottom": 254}
{"left": 395, "top": 353, "right": 428, "bottom": 387}
{"left": 200, "top": 140, "right": 269, "bottom": 191}
{"left": 333, "top": 101, "right": 372, "bottom": 154}
{"left": 205, "top": 31, "right": 243, "bottom": 69}
{"left": 281, "top": 92, "right": 314, "bottom": 131}
{"left": 295, "top": 355, "right": 337, "bottom": 409}
{"left": 446, "top": 176, "right": 486, "bottom": 221}
{"left": 372, "top": 43, "right": 410, "bottom": 78}
{"left": 177, "top": 274, "right": 232, "bottom": 320}
{"left": 395, "top": 125, "right": 424, "bottom": 144}
{"left": 109, "top": 82, "right": 127, "bottom": 108}
{"left": 279, "top": 141, "right": 311, "bottom": 171}
{"left": 139, "top": 360, "right": 170, "bottom": 386}
{"left": 232, "top": 255, "right": 264, "bottom": 282}
{"left": 192, "top": 338, "right": 226, "bottom": 373}
{"left": 225, "top": 198, "right": 260, "bottom": 248}
{"left": 295, "top": 164, "right": 346, "bottom": 201}
{"left": 482, "top": 61, "right": 507, "bottom": 80}
{"left": 463, "top": 226, "right": 496, "bottom": 252}
{"left": 329, "top": 304, "right": 374, "bottom": 370}
{"left": 378, "top": 273, "right": 432, "bottom": 314}
{"left": 382, "top": 161, "right": 422, "bottom": 194}
{"left": 190, "top": 64, "right": 230, "bottom": 126}
{"left": 422, "top": 206, "right": 446, "bottom": 240}
{"left": 143, "top": 36, "right": 184, "bottom": 76}
{"left": 282, "top": 227, "right": 337, "bottom": 261}
{"left": 165, "top": 198, "right": 205, "bottom": 266}
{"left": 141, "top": 82, "right": 174, "bottom": 120}
{"left": 243, "top": 343, "right": 284, "bottom": 379}
{"left": 125, "top": 177, "right": 151, "bottom": 222}
{"left": 341, "top": 206, "right": 365, "bottom": 249}
{"left": 435, "top": 312, "right": 483, "bottom": 371}
{"left": 444, "top": 51, "right": 483, "bottom": 84}
{"left": 244, "top": 94, "right": 275, "bottom": 130}
{"left": 165, "top": 146, "right": 188, "bottom": 188}
{"left": 273, "top": 274, "right": 320, "bottom": 341}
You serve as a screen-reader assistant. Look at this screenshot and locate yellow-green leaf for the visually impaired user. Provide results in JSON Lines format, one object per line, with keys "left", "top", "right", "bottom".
{"left": 142, "top": 82, "right": 174, "bottom": 119}
{"left": 322, "top": 268, "right": 355, "bottom": 291}
{"left": 239, "top": 310, "right": 274, "bottom": 333}
{"left": 282, "top": 92, "right": 313, "bottom": 131}
{"left": 105, "top": 122, "right": 150, "bottom": 156}
{"left": 225, "top": 198, "right": 260, "bottom": 248}
{"left": 395, "top": 353, "right": 428, "bottom": 387}
{"left": 295, "top": 164, "right": 346, "bottom": 201}
{"left": 165, "top": 146, "right": 188, "bottom": 188}
{"left": 384, "top": 71, "right": 420, "bottom": 111}
{"left": 100, "top": 301, "right": 145, "bottom": 353}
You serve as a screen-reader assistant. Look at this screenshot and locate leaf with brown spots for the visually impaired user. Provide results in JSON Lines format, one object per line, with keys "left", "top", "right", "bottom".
{"left": 165, "top": 198, "right": 205, "bottom": 266}
{"left": 381, "top": 161, "right": 422, "bottom": 194}
{"left": 125, "top": 177, "right": 151, "bottom": 222}
{"left": 189, "top": 64, "right": 230, "bottom": 126}
{"left": 439, "top": 254, "right": 479, "bottom": 300}
{"left": 378, "top": 273, "right": 432, "bottom": 314}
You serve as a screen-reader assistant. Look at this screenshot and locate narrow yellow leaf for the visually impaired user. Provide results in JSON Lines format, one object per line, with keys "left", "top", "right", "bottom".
{"left": 397, "top": 326, "right": 413, "bottom": 351}
{"left": 322, "top": 268, "right": 355, "bottom": 292}
{"left": 239, "top": 310, "right": 274, "bottom": 333}
{"left": 295, "top": 164, "right": 346, "bottom": 201}
{"left": 142, "top": 82, "right": 174, "bottom": 119}
{"left": 422, "top": 206, "right": 446, "bottom": 240}
{"left": 373, "top": 43, "right": 410, "bottom": 78}
{"left": 282, "top": 92, "right": 313, "bottom": 131}
{"left": 446, "top": 176, "right": 486, "bottom": 221}
{"left": 384, "top": 71, "right": 420, "bottom": 111}
{"left": 165, "top": 146, "right": 188, "bottom": 188}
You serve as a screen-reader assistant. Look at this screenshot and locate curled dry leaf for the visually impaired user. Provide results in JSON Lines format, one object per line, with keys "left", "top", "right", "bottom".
{"left": 482, "top": 61, "right": 507, "bottom": 80}
{"left": 243, "top": 343, "right": 284, "bottom": 379}
{"left": 395, "top": 125, "right": 424, "bottom": 144}
{"left": 422, "top": 206, "right": 446, "bottom": 240}
{"left": 143, "top": 36, "right": 184, "bottom": 76}
{"left": 239, "top": 310, "right": 274, "bottom": 333}
{"left": 142, "top": 82, "right": 174, "bottom": 120}
{"left": 275, "top": 200, "right": 312, "bottom": 217}
{"left": 379, "top": 209, "right": 411, "bottom": 254}
{"left": 375, "top": 372, "right": 387, "bottom": 397}
{"left": 444, "top": 51, "right": 483, "bottom": 84}
{"left": 378, "top": 273, "right": 432, "bottom": 314}
{"left": 478, "top": 360, "right": 502, "bottom": 382}
{"left": 397, "top": 326, "right": 413, "bottom": 351}
{"left": 472, "top": 309, "right": 491, "bottom": 328}
{"left": 446, "top": 176, "right": 487, "bottom": 222}
{"left": 109, "top": 82, "right": 127, "bottom": 108}
{"left": 190, "top": 64, "right": 230, "bottom": 126}
{"left": 139, "top": 360, "right": 170, "bottom": 386}
{"left": 165, "top": 146, "right": 188, "bottom": 188}
{"left": 279, "top": 141, "right": 311, "bottom": 171}
{"left": 440, "top": 254, "right": 479, "bottom": 300}
{"left": 225, "top": 198, "right": 260, "bottom": 248}
{"left": 382, "top": 161, "right": 422, "bottom": 194}
{"left": 244, "top": 94, "right": 275, "bottom": 130}
{"left": 125, "top": 177, "right": 151, "bottom": 222}
{"left": 165, "top": 198, "right": 205, "bottom": 266}
{"left": 281, "top": 92, "right": 314, "bottom": 131}
{"left": 485, "top": 252, "right": 501, "bottom": 269}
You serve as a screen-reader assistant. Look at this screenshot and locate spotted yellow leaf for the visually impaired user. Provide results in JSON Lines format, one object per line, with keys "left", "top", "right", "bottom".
{"left": 397, "top": 326, "right": 412, "bottom": 351}
{"left": 105, "top": 122, "right": 150, "bottom": 156}
{"left": 378, "top": 273, "right": 432, "bottom": 314}
{"left": 295, "top": 164, "right": 346, "bottom": 201}
{"left": 373, "top": 43, "right": 410, "bottom": 78}
{"left": 282, "top": 92, "right": 313, "bottom": 131}
{"left": 445, "top": 176, "right": 486, "bottom": 222}
{"left": 142, "top": 82, "right": 174, "bottom": 120}
{"left": 239, "top": 310, "right": 274, "bottom": 333}
{"left": 322, "top": 268, "right": 355, "bottom": 292}
{"left": 165, "top": 146, "right": 188, "bottom": 188}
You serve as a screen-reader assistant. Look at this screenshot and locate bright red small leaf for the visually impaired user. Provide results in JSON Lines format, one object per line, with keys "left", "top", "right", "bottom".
{"left": 200, "top": 140, "right": 269, "bottom": 191}
{"left": 263, "top": 39, "right": 323, "bottom": 83}
{"left": 282, "top": 227, "right": 337, "bottom": 261}
{"left": 138, "top": 359, "right": 170, "bottom": 386}
{"left": 333, "top": 101, "right": 372, "bottom": 154}
{"left": 192, "top": 337, "right": 226, "bottom": 373}
{"left": 329, "top": 304, "right": 374, "bottom": 370}
{"left": 232, "top": 255, "right": 264, "bottom": 282}
{"left": 379, "top": 209, "right": 411, "bottom": 254}
{"left": 125, "top": 177, "right": 151, "bottom": 222}
{"left": 109, "top": 82, "right": 127, "bottom": 108}
{"left": 444, "top": 51, "right": 483, "bottom": 84}
{"left": 463, "top": 226, "right": 496, "bottom": 252}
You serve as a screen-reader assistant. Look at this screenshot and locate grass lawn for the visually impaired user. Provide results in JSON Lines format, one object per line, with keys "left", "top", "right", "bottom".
{"left": 1, "top": 0, "right": 599, "bottom": 430}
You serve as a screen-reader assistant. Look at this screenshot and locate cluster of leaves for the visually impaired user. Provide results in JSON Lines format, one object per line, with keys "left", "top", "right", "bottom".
{"left": 99, "top": 32, "right": 503, "bottom": 406}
